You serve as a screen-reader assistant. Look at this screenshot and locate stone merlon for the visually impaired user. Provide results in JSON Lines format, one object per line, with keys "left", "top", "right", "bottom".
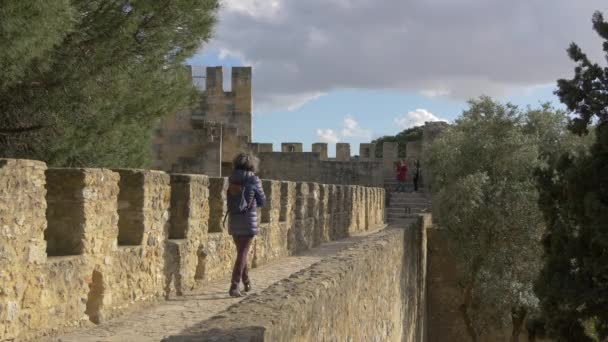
{"left": 0, "top": 158, "right": 385, "bottom": 341}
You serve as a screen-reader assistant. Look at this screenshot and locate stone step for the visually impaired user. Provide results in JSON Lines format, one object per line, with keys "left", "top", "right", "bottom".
{"left": 389, "top": 196, "right": 429, "bottom": 201}
{"left": 386, "top": 219, "right": 417, "bottom": 226}
{"left": 389, "top": 199, "right": 428, "bottom": 204}
{"left": 387, "top": 217, "right": 419, "bottom": 224}
{"left": 388, "top": 211, "right": 427, "bottom": 218}
{"left": 390, "top": 204, "right": 429, "bottom": 209}
{"left": 388, "top": 207, "right": 428, "bottom": 212}
{"left": 389, "top": 200, "right": 431, "bottom": 206}
{"left": 388, "top": 209, "right": 427, "bottom": 216}
{"left": 389, "top": 191, "right": 427, "bottom": 196}
{"left": 389, "top": 191, "right": 426, "bottom": 196}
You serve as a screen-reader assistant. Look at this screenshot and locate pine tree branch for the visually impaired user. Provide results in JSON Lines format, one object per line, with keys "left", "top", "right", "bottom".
{"left": 0, "top": 125, "right": 48, "bottom": 135}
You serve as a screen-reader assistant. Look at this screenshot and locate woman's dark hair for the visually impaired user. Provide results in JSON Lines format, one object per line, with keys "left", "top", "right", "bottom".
{"left": 233, "top": 151, "right": 259, "bottom": 172}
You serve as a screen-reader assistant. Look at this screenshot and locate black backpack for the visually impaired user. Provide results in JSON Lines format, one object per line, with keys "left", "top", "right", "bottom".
{"left": 222, "top": 181, "right": 253, "bottom": 226}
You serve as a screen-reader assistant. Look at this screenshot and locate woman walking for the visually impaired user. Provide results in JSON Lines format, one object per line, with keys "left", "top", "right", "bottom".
{"left": 226, "top": 152, "right": 266, "bottom": 297}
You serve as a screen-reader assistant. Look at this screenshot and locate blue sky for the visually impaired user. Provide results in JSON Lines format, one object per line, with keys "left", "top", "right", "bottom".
{"left": 187, "top": 0, "right": 606, "bottom": 156}
{"left": 189, "top": 51, "right": 563, "bottom": 156}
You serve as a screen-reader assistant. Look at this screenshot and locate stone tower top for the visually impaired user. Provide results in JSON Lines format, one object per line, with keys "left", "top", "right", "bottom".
{"left": 152, "top": 66, "right": 253, "bottom": 177}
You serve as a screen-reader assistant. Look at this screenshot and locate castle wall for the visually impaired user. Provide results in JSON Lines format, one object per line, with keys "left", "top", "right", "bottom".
{"left": 359, "top": 143, "right": 376, "bottom": 161}
{"left": 257, "top": 152, "right": 323, "bottom": 183}
{"left": 383, "top": 141, "right": 399, "bottom": 178}
{"left": 0, "top": 158, "right": 385, "bottom": 341}
{"left": 425, "top": 219, "right": 542, "bottom": 342}
{"left": 426, "top": 224, "right": 470, "bottom": 342}
{"left": 255, "top": 143, "right": 386, "bottom": 187}
{"left": 168, "top": 216, "right": 429, "bottom": 342}
{"left": 336, "top": 142, "right": 351, "bottom": 161}
{"left": 312, "top": 143, "right": 328, "bottom": 160}
{"left": 152, "top": 66, "right": 252, "bottom": 177}
{"left": 319, "top": 159, "right": 384, "bottom": 186}
{"left": 421, "top": 121, "right": 449, "bottom": 190}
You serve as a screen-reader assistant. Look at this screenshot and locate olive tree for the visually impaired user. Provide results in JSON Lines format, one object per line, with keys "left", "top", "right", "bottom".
{"left": 425, "top": 97, "right": 574, "bottom": 341}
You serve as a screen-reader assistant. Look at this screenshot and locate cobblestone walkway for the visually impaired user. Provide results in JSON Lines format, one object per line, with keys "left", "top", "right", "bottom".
{"left": 48, "top": 224, "right": 401, "bottom": 342}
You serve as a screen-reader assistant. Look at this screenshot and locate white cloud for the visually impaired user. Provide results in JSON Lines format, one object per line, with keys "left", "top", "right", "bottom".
{"left": 254, "top": 91, "right": 326, "bottom": 113}
{"left": 222, "top": 0, "right": 282, "bottom": 19}
{"left": 420, "top": 89, "right": 450, "bottom": 98}
{"left": 316, "top": 128, "right": 340, "bottom": 143}
{"left": 342, "top": 115, "right": 373, "bottom": 140}
{"left": 395, "top": 109, "right": 447, "bottom": 129}
{"left": 202, "top": 0, "right": 607, "bottom": 111}
{"left": 318, "top": 115, "right": 373, "bottom": 144}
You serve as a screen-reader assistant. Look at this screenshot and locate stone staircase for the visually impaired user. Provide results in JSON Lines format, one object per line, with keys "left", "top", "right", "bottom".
{"left": 384, "top": 180, "right": 431, "bottom": 225}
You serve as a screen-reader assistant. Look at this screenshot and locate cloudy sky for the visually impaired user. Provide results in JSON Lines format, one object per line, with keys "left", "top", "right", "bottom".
{"left": 189, "top": 0, "right": 607, "bottom": 156}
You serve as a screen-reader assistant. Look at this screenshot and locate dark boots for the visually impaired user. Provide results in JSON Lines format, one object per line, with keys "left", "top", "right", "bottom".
{"left": 229, "top": 281, "right": 252, "bottom": 297}
{"left": 229, "top": 284, "right": 242, "bottom": 297}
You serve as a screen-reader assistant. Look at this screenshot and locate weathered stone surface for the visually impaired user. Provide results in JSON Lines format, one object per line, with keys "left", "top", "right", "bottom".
{"left": 0, "top": 158, "right": 385, "bottom": 341}
{"left": 165, "top": 174, "right": 210, "bottom": 296}
{"left": 166, "top": 218, "right": 427, "bottom": 342}
{"left": 152, "top": 67, "right": 252, "bottom": 177}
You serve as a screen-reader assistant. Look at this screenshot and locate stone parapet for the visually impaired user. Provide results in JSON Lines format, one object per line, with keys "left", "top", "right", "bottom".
{"left": 0, "top": 158, "right": 385, "bottom": 341}
{"left": 167, "top": 217, "right": 429, "bottom": 341}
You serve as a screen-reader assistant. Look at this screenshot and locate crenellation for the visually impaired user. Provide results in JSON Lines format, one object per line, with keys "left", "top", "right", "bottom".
{"left": 281, "top": 142, "right": 304, "bottom": 152}
{"left": 317, "top": 184, "right": 330, "bottom": 243}
{"left": 336, "top": 142, "right": 351, "bottom": 161}
{"left": 260, "top": 180, "right": 281, "bottom": 224}
{"left": 45, "top": 169, "right": 87, "bottom": 256}
{"left": 0, "top": 158, "right": 385, "bottom": 341}
{"left": 153, "top": 66, "right": 252, "bottom": 177}
{"left": 155, "top": 65, "right": 442, "bottom": 189}
{"left": 359, "top": 143, "right": 376, "bottom": 161}
{"left": 382, "top": 141, "right": 399, "bottom": 179}
{"left": 208, "top": 177, "right": 228, "bottom": 233}
{"left": 249, "top": 142, "right": 273, "bottom": 153}
{"left": 312, "top": 143, "right": 328, "bottom": 160}
{"left": 205, "top": 66, "right": 224, "bottom": 92}
{"left": 165, "top": 173, "right": 210, "bottom": 296}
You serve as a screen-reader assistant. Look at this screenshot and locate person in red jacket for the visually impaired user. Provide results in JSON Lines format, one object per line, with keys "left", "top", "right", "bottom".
{"left": 395, "top": 160, "right": 408, "bottom": 192}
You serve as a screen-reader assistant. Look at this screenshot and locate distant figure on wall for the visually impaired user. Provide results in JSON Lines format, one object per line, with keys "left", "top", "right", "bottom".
{"left": 225, "top": 152, "right": 266, "bottom": 297}
{"left": 395, "top": 160, "right": 408, "bottom": 192}
{"left": 413, "top": 160, "right": 421, "bottom": 192}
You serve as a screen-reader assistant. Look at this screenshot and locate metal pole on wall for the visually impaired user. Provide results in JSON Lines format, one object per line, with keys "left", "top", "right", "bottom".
{"left": 219, "top": 123, "right": 223, "bottom": 177}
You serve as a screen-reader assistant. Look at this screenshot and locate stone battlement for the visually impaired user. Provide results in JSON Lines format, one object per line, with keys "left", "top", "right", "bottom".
{"left": 251, "top": 142, "right": 381, "bottom": 161}
{"left": 152, "top": 66, "right": 253, "bottom": 177}
{"left": 249, "top": 141, "right": 423, "bottom": 187}
{"left": 0, "top": 158, "right": 385, "bottom": 341}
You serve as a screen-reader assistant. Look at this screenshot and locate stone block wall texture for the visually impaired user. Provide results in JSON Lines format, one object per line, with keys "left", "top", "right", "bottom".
{"left": 0, "top": 158, "right": 385, "bottom": 341}
{"left": 152, "top": 66, "right": 252, "bottom": 177}
{"left": 336, "top": 142, "right": 351, "bottom": 161}
{"left": 169, "top": 216, "right": 428, "bottom": 342}
{"left": 257, "top": 151, "right": 384, "bottom": 187}
{"left": 311, "top": 142, "right": 328, "bottom": 160}
{"left": 359, "top": 142, "right": 376, "bottom": 161}
{"left": 426, "top": 216, "right": 543, "bottom": 342}
{"left": 426, "top": 224, "right": 470, "bottom": 342}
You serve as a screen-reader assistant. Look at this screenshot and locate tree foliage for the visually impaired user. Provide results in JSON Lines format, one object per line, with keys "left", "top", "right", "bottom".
{"left": 425, "top": 97, "right": 579, "bottom": 341}
{"left": 0, "top": 0, "right": 219, "bottom": 167}
{"left": 534, "top": 11, "right": 608, "bottom": 341}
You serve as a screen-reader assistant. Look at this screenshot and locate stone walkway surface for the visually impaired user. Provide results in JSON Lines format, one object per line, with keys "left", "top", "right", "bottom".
{"left": 48, "top": 223, "right": 408, "bottom": 342}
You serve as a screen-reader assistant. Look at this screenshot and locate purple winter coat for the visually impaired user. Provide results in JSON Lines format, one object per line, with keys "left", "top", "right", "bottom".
{"left": 227, "top": 170, "right": 266, "bottom": 236}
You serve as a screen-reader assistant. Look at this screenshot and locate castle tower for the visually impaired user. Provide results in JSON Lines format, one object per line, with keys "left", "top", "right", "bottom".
{"left": 152, "top": 66, "right": 253, "bottom": 177}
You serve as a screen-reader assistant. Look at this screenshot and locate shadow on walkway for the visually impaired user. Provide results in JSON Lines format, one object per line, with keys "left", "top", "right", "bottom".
{"left": 160, "top": 225, "right": 418, "bottom": 342}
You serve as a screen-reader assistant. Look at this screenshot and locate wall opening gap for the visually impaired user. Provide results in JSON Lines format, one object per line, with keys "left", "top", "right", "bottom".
{"left": 116, "top": 171, "right": 145, "bottom": 246}
{"left": 169, "top": 176, "right": 189, "bottom": 239}
{"left": 44, "top": 169, "right": 86, "bottom": 256}
{"left": 279, "top": 182, "right": 289, "bottom": 222}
